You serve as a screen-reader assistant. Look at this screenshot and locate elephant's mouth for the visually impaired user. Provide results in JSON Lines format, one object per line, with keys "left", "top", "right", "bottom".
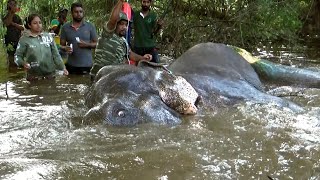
{"left": 138, "top": 95, "right": 182, "bottom": 125}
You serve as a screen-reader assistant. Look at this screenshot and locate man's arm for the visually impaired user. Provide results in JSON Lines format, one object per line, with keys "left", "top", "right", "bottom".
{"left": 10, "top": 21, "right": 24, "bottom": 31}
{"left": 14, "top": 15, "right": 24, "bottom": 31}
{"left": 2, "top": 13, "right": 13, "bottom": 27}
{"left": 77, "top": 24, "right": 98, "bottom": 49}
{"left": 77, "top": 39, "right": 97, "bottom": 49}
{"left": 129, "top": 50, "right": 152, "bottom": 62}
{"left": 60, "top": 38, "right": 66, "bottom": 47}
{"left": 59, "top": 25, "right": 73, "bottom": 54}
{"left": 106, "top": 0, "right": 124, "bottom": 30}
{"left": 3, "top": 13, "right": 24, "bottom": 30}
{"left": 59, "top": 25, "right": 67, "bottom": 47}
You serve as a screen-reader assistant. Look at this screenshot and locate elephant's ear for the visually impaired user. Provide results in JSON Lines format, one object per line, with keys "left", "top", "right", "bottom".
{"left": 83, "top": 105, "right": 103, "bottom": 125}
{"left": 155, "top": 72, "right": 199, "bottom": 115}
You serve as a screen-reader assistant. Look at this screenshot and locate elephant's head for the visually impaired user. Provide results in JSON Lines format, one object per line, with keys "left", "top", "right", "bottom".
{"left": 84, "top": 65, "right": 198, "bottom": 126}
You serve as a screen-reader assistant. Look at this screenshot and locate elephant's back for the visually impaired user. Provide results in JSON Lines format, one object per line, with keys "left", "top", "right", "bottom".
{"left": 169, "top": 42, "right": 263, "bottom": 91}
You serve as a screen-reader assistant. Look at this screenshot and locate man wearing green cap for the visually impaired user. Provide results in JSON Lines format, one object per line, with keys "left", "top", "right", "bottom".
{"left": 50, "top": 8, "right": 68, "bottom": 60}
{"left": 90, "top": 0, "right": 152, "bottom": 78}
{"left": 50, "top": 8, "right": 68, "bottom": 36}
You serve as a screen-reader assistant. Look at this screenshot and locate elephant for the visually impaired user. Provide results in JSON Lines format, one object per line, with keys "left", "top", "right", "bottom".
{"left": 84, "top": 43, "right": 319, "bottom": 126}
{"left": 84, "top": 60, "right": 203, "bottom": 126}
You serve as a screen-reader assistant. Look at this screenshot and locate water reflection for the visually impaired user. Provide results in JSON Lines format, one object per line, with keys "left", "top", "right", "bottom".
{"left": 0, "top": 48, "right": 320, "bottom": 179}
{"left": 253, "top": 41, "right": 320, "bottom": 74}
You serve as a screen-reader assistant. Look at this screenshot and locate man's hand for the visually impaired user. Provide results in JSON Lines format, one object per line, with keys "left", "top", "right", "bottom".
{"left": 63, "top": 45, "right": 73, "bottom": 54}
{"left": 23, "top": 63, "right": 30, "bottom": 70}
{"left": 63, "top": 68, "right": 69, "bottom": 75}
{"left": 143, "top": 54, "right": 152, "bottom": 61}
{"left": 77, "top": 39, "right": 96, "bottom": 49}
{"left": 77, "top": 39, "right": 88, "bottom": 48}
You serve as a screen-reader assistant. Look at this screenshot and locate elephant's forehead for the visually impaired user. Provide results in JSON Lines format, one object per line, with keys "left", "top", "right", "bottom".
{"left": 104, "top": 92, "right": 160, "bottom": 107}
{"left": 98, "top": 72, "right": 155, "bottom": 94}
{"left": 113, "top": 71, "right": 147, "bottom": 83}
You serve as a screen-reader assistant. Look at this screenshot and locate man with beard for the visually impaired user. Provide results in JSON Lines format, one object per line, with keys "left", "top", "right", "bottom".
{"left": 90, "top": 0, "right": 152, "bottom": 79}
{"left": 60, "top": 2, "right": 98, "bottom": 74}
{"left": 133, "top": 0, "right": 163, "bottom": 63}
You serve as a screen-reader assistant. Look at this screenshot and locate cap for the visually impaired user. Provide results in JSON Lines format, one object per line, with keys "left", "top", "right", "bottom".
{"left": 118, "top": 11, "right": 129, "bottom": 22}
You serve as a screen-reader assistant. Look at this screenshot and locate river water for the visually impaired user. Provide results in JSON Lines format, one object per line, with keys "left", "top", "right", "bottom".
{"left": 0, "top": 45, "right": 320, "bottom": 180}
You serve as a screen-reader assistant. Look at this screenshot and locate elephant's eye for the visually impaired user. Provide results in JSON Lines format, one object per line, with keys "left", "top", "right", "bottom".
{"left": 117, "top": 110, "right": 125, "bottom": 118}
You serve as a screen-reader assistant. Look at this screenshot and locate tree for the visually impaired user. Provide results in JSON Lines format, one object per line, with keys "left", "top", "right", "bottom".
{"left": 0, "top": 0, "right": 316, "bottom": 57}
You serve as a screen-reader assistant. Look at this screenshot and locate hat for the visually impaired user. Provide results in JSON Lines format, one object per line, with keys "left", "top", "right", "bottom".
{"left": 118, "top": 11, "right": 128, "bottom": 22}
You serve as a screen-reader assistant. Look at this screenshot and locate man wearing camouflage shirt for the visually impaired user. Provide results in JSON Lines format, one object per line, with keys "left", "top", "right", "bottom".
{"left": 90, "top": 0, "right": 152, "bottom": 78}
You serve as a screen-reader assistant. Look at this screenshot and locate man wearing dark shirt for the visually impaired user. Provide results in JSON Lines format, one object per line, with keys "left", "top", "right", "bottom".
{"left": 133, "top": 0, "right": 163, "bottom": 63}
{"left": 2, "top": 0, "right": 23, "bottom": 68}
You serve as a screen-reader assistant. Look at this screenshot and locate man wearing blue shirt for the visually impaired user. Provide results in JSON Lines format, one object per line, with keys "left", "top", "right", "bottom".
{"left": 60, "top": 2, "right": 98, "bottom": 74}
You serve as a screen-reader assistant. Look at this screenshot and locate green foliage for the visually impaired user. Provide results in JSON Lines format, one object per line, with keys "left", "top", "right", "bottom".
{"left": 245, "top": 0, "right": 302, "bottom": 41}
{"left": 157, "top": 0, "right": 308, "bottom": 56}
{"left": 0, "top": 0, "right": 315, "bottom": 57}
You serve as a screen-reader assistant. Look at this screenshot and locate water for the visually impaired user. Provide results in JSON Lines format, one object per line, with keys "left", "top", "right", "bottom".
{"left": 1, "top": 47, "right": 320, "bottom": 179}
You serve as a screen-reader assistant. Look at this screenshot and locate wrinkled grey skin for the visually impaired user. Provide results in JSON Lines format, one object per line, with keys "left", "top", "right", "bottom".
{"left": 85, "top": 65, "right": 182, "bottom": 126}
{"left": 168, "top": 43, "right": 301, "bottom": 110}
{"left": 85, "top": 43, "right": 301, "bottom": 126}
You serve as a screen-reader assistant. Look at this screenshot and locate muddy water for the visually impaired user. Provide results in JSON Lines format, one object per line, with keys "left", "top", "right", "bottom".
{"left": 1, "top": 48, "right": 320, "bottom": 179}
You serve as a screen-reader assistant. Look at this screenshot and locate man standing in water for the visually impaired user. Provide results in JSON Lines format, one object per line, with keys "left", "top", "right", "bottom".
{"left": 133, "top": 0, "right": 163, "bottom": 63}
{"left": 90, "top": 0, "right": 152, "bottom": 79}
{"left": 2, "top": 0, "right": 24, "bottom": 68}
{"left": 50, "top": 8, "right": 68, "bottom": 36}
{"left": 60, "top": 2, "right": 98, "bottom": 74}
{"left": 50, "top": 8, "right": 68, "bottom": 61}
